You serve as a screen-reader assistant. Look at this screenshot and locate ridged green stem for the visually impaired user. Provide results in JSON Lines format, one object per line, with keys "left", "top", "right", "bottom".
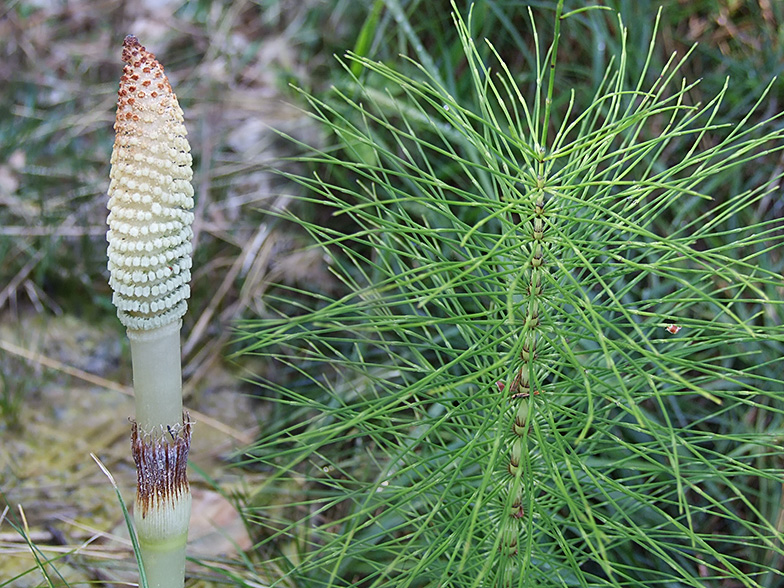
{"left": 498, "top": 183, "right": 551, "bottom": 583}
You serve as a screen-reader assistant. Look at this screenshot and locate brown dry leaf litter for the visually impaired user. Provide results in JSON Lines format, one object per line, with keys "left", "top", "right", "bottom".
{"left": 0, "top": 313, "right": 256, "bottom": 585}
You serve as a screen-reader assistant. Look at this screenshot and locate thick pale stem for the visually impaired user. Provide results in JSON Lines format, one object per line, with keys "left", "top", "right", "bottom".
{"left": 132, "top": 418, "right": 192, "bottom": 588}
{"left": 137, "top": 542, "right": 188, "bottom": 588}
{"left": 128, "top": 321, "right": 183, "bottom": 433}
{"left": 127, "top": 321, "right": 190, "bottom": 588}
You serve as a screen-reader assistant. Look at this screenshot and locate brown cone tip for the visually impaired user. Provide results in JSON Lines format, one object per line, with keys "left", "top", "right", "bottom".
{"left": 116, "top": 35, "right": 172, "bottom": 116}
{"left": 121, "top": 34, "right": 150, "bottom": 64}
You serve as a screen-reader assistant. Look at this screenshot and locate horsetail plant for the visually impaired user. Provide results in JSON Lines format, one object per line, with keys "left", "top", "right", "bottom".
{"left": 107, "top": 35, "right": 194, "bottom": 588}
{"left": 234, "top": 3, "right": 784, "bottom": 587}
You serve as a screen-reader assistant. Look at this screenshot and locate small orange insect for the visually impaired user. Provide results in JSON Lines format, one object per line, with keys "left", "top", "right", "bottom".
{"left": 665, "top": 324, "right": 682, "bottom": 334}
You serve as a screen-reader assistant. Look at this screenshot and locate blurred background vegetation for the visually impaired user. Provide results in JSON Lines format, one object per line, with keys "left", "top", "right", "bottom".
{"left": 1, "top": 0, "right": 782, "bottom": 586}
